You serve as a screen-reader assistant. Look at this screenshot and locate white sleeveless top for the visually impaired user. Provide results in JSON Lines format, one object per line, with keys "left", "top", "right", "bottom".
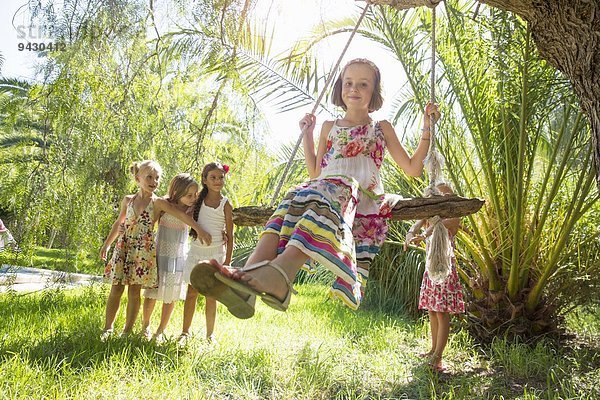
{"left": 192, "top": 196, "right": 227, "bottom": 249}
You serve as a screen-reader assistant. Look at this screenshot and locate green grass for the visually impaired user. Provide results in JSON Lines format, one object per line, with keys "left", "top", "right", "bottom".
{"left": 0, "top": 246, "right": 102, "bottom": 275}
{"left": 0, "top": 284, "right": 598, "bottom": 399}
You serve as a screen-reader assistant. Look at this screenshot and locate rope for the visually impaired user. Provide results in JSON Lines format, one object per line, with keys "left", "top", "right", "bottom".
{"left": 423, "top": 3, "right": 444, "bottom": 196}
{"left": 269, "top": 3, "right": 371, "bottom": 207}
{"left": 422, "top": 3, "right": 452, "bottom": 284}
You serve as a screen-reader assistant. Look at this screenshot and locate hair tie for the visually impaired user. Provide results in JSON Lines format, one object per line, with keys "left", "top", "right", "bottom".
{"left": 222, "top": 164, "right": 230, "bottom": 174}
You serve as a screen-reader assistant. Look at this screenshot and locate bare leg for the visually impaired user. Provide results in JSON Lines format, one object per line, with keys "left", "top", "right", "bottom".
{"left": 245, "top": 233, "right": 279, "bottom": 265}
{"left": 103, "top": 284, "right": 125, "bottom": 331}
{"left": 204, "top": 297, "right": 217, "bottom": 339}
{"left": 181, "top": 285, "right": 198, "bottom": 335}
{"left": 239, "top": 244, "right": 309, "bottom": 302}
{"left": 432, "top": 312, "right": 451, "bottom": 368}
{"left": 155, "top": 302, "right": 176, "bottom": 335}
{"left": 141, "top": 297, "right": 156, "bottom": 334}
{"left": 428, "top": 310, "right": 438, "bottom": 355}
{"left": 123, "top": 284, "right": 141, "bottom": 334}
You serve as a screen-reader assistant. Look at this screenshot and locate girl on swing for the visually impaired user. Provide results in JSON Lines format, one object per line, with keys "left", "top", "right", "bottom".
{"left": 191, "top": 58, "right": 440, "bottom": 317}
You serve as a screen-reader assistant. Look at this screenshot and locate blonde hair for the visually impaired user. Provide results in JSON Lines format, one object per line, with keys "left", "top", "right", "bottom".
{"left": 129, "top": 160, "right": 162, "bottom": 178}
{"left": 166, "top": 173, "right": 198, "bottom": 204}
{"left": 331, "top": 58, "right": 383, "bottom": 112}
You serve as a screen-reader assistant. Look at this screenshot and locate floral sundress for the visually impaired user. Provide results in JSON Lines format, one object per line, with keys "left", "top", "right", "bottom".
{"left": 104, "top": 195, "right": 157, "bottom": 288}
{"left": 418, "top": 233, "right": 465, "bottom": 313}
{"left": 263, "top": 121, "right": 399, "bottom": 309}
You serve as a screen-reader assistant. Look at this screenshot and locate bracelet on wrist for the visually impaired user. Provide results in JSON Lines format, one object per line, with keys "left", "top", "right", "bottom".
{"left": 421, "top": 127, "right": 430, "bottom": 132}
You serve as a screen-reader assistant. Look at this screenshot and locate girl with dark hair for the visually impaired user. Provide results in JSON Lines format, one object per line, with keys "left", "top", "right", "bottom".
{"left": 179, "top": 162, "right": 239, "bottom": 344}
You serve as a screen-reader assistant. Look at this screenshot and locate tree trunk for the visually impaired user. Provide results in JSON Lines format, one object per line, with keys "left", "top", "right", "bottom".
{"left": 47, "top": 229, "right": 57, "bottom": 248}
{"left": 369, "top": 0, "right": 600, "bottom": 186}
{"left": 233, "top": 196, "right": 485, "bottom": 226}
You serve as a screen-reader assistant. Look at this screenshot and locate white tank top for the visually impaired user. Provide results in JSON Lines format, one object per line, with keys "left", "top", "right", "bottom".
{"left": 195, "top": 196, "right": 227, "bottom": 249}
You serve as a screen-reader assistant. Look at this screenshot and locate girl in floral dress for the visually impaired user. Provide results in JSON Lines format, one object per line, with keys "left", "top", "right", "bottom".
{"left": 405, "top": 183, "right": 465, "bottom": 372}
{"left": 191, "top": 58, "right": 440, "bottom": 316}
{"left": 100, "top": 161, "right": 210, "bottom": 340}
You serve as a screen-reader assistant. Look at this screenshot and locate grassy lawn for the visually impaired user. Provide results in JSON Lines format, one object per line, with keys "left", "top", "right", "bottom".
{"left": 0, "top": 284, "right": 598, "bottom": 399}
{"left": 0, "top": 247, "right": 102, "bottom": 275}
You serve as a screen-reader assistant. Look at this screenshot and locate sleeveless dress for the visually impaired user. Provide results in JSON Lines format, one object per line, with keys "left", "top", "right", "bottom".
{"left": 104, "top": 195, "right": 157, "bottom": 288}
{"left": 143, "top": 212, "right": 188, "bottom": 302}
{"left": 184, "top": 197, "right": 228, "bottom": 283}
{"left": 263, "top": 121, "right": 399, "bottom": 309}
{"left": 418, "top": 232, "right": 465, "bottom": 313}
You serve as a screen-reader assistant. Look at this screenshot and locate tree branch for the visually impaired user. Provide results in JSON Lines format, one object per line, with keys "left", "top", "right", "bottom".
{"left": 477, "top": 0, "right": 535, "bottom": 20}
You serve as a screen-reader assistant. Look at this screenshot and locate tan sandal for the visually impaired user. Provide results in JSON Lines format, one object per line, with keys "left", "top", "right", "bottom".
{"left": 215, "top": 260, "right": 298, "bottom": 312}
{"left": 189, "top": 260, "right": 256, "bottom": 319}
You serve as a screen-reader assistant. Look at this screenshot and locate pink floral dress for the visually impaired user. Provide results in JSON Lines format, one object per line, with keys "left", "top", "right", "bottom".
{"left": 104, "top": 195, "right": 158, "bottom": 288}
{"left": 264, "top": 121, "right": 398, "bottom": 309}
{"left": 418, "top": 233, "right": 465, "bottom": 313}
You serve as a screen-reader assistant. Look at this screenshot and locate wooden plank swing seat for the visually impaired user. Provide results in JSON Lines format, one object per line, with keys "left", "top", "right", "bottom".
{"left": 232, "top": 0, "right": 484, "bottom": 228}
{"left": 232, "top": 196, "right": 484, "bottom": 227}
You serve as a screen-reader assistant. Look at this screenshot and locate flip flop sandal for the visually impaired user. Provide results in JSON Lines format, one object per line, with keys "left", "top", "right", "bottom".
{"left": 189, "top": 261, "right": 256, "bottom": 319}
{"left": 215, "top": 260, "right": 297, "bottom": 312}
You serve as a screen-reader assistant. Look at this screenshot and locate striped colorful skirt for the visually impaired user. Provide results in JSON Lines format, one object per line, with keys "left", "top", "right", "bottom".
{"left": 262, "top": 177, "right": 391, "bottom": 309}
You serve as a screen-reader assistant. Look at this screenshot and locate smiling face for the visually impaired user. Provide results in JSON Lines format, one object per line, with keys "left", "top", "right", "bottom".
{"left": 179, "top": 183, "right": 199, "bottom": 207}
{"left": 137, "top": 167, "right": 161, "bottom": 193}
{"left": 332, "top": 59, "right": 383, "bottom": 112}
{"left": 203, "top": 168, "right": 225, "bottom": 193}
{"left": 340, "top": 63, "right": 375, "bottom": 111}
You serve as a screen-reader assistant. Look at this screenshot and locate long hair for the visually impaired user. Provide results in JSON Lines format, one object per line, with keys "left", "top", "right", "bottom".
{"left": 189, "top": 162, "right": 227, "bottom": 239}
{"left": 166, "top": 173, "right": 198, "bottom": 204}
{"left": 426, "top": 182, "right": 455, "bottom": 284}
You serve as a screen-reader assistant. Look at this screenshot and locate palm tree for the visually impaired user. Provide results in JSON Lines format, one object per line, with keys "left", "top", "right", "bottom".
{"left": 290, "top": 1, "right": 599, "bottom": 339}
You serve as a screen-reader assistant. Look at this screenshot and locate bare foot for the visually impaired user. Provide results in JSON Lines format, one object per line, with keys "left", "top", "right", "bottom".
{"left": 419, "top": 350, "right": 434, "bottom": 358}
{"left": 428, "top": 354, "right": 446, "bottom": 373}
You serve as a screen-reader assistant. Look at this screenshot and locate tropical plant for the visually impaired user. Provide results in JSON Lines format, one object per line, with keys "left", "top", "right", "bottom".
{"left": 296, "top": 1, "right": 599, "bottom": 339}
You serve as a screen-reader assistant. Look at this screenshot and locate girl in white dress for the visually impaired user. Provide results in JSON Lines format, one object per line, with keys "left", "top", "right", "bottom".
{"left": 141, "top": 173, "right": 199, "bottom": 341}
{"left": 180, "top": 162, "right": 234, "bottom": 344}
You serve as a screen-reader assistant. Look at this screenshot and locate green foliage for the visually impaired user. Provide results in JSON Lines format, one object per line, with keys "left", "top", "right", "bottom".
{"left": 0, "top": 0, "right": 276, "bottom": 259}
{"left": 434, "top": 2, "right": 599, "bottom": 322}
{"left": 0, "top": 287, "right": 598, "bottom": 398}
{"left": 0, "top": 246, "right": 101, "bottom": 274}
{"left": 365, "top": 238, "right": 425, "bottom": 317}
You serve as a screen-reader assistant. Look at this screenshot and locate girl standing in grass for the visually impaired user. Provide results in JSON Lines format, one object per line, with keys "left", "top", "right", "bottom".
{"left": 180, "top": 162, "right": 236, "bottom": 344}
{"left": 404, "top": 182, "right": 465, "bottom": 372}
{"left": 140, "top": 173, "right": 199, "bottom": 342}
{"left": 100, "top": 160, "right": 210, "bottom": 341}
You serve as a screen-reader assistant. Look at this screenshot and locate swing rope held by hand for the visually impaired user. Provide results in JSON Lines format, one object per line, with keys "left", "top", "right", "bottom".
{"left": 270, "top": 3, "right": 372, "bottom": 207}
